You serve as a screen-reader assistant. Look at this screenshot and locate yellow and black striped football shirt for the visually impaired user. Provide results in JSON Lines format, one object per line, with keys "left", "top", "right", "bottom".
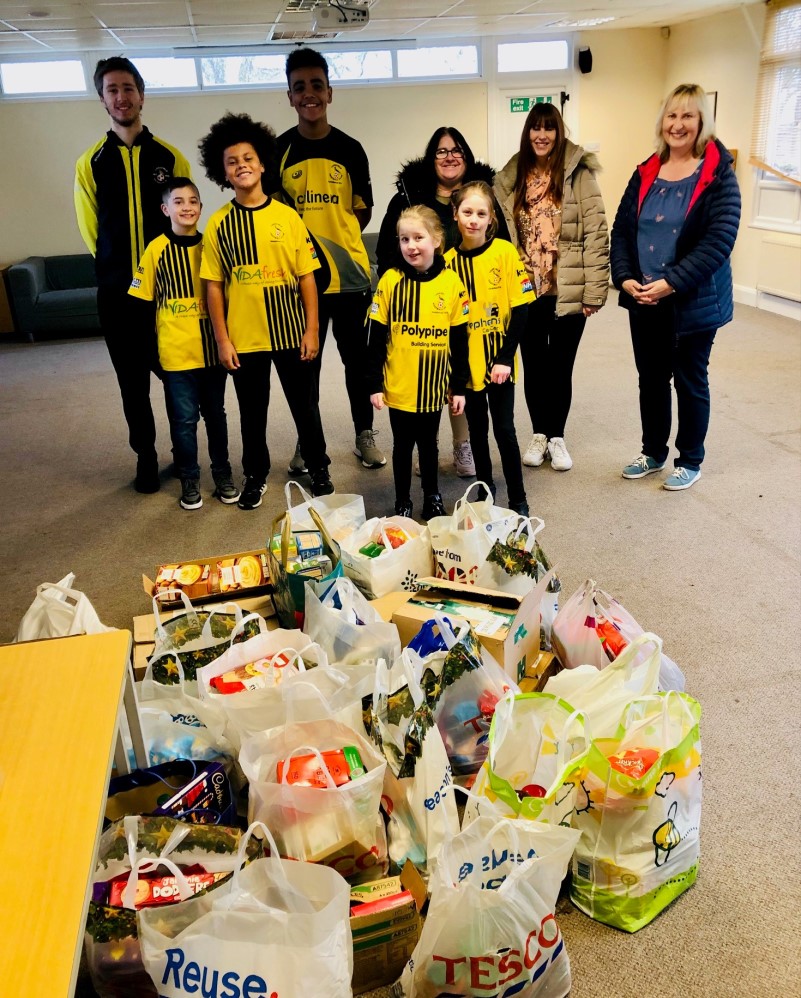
{"left": 444, "top": 238, "right": 535, "bottom": 390}
{"left": 200, "top": 198, "right": 320, "bottom": 354}
{"left": 370, "top": 265, "right": 469, "bottom": 413}
{"left": 129, "top": 232, "right": 216, "bottom": 372}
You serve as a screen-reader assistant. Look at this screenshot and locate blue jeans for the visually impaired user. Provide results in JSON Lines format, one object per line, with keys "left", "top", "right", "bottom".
{"left": 162, "top": 366, "right": 231, "bottom": 480}
{"left": 629, "top": 301, "right": 717, "bottom": 471}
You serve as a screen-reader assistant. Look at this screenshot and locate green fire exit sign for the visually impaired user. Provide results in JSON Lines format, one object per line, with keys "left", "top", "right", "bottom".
{"left": 510, "top": 96, "right": 553, "bottom": 112}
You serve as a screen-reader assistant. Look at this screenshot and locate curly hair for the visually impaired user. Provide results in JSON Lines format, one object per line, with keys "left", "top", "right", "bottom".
{"left": 198, "top": 112, "right": 277, "bottom": 190}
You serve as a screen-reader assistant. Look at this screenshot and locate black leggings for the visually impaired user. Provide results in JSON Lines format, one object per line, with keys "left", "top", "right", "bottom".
{"left": 388, "top": 407, "right": 443, "bottom": 501}
{"left": 520, "top": 295, "right": 586, "bottom": 439}
{"left": 465, "top": 382, "right": 526, "bottom": 506}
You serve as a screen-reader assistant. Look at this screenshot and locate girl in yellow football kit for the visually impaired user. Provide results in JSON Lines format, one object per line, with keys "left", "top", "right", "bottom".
{"left": 366, "top": 206, "right": 469, "bottom": 521}
{"left": 444, "top": 181, "right": 535, "bottom": 516}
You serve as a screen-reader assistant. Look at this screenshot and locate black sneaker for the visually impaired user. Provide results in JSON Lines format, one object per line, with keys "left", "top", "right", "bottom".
{"left": 134, "top": 456, "right": 160, "bottom": 494}
{"left": 422, "top": 493, "right": 446, "bottom": 520}
{"left": 179, "top": 478, "right": 203, "bottom": 510}
{"left": 509, "top": 498, "right": 530, "bottom": 517}
{"left": 394, "top": 498, "right": 413, "bottom": 518}
{"left": 213, "top": 475, "right": 241, "bottom": 505}
{"left": 309, "top": 468, "right": 335, "bottom": 497}
{"left": 238, "top": 477, "right": 266, "bottom": 510}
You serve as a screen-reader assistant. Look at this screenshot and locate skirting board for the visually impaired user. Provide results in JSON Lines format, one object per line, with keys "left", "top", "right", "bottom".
{"left": 734, "top": 284, "right": 801, "bottom": 320}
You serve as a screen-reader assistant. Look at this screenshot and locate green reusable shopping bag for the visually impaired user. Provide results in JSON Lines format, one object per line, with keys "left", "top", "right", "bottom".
{"left": 569, "top": 691, "right": 703, "bottom": 932}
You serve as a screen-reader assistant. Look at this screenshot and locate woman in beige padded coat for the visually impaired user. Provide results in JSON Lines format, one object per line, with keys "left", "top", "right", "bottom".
{"left": 494, "top": 103, "right": 609, "bottom": 472}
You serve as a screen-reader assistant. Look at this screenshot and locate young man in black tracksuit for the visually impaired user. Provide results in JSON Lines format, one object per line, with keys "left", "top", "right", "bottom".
{"left": 74, "top": 57, "right": 192, "bottom": 493}
{"left": 275, "top": 48, "right": 386, "bottom": 473}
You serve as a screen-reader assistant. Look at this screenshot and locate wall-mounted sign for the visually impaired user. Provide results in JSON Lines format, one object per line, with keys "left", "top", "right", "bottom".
{"left": 509, "top": 95, "right": 553, "bottom": 112}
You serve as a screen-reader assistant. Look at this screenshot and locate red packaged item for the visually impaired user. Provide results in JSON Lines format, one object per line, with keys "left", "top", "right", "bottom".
{"left": 106, "top": 865, "right": 227, "bottom": 909}
{"left": 607, "top": 747, "right": 660, "bottom": 779}
{"left": 383, "top": 526, "right": 408, "bottom": 549}
{"left": 277, "top": 746, "right": 365, "bottom": 788}
{"left": 596, "top": 616, "right": 629, "bottom": 661}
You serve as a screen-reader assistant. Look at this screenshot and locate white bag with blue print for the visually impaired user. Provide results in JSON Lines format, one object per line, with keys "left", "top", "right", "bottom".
{"left": 398, "top": 814, "right": 579, "bottom": 997}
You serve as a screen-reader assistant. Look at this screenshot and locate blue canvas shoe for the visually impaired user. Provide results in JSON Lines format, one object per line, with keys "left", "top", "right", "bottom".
{"left": 663, "top": 466, "right": 701, "bottom": 491}
{"left": 622, "top": 454, "right": 666, "bottom": 479}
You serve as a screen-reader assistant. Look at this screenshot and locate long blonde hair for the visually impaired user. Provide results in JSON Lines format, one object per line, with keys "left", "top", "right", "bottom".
{"left": 397, "top": 205, "right": 445, "bottom": 256}
{"left": 655, "top": 84, "right": 716, "bottom": 161}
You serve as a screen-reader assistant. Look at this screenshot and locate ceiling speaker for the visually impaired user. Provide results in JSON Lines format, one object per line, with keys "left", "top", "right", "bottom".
{"left": 578, "top": 47, "right": 593, "bottom": 74}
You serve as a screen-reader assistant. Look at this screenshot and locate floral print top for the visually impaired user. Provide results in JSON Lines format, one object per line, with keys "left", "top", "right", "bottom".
{"left": 637, "top": 163, "right": 702, "bottom": 282}
{"left": 516, "top": 172, "right": 562, "bottom": 296}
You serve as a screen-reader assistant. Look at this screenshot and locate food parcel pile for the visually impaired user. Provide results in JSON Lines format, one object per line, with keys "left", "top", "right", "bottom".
{"left": 84, "top": 481, "right": 701, "bottom": 998}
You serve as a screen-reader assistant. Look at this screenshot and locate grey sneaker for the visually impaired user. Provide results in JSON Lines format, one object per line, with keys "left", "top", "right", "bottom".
{"left": 453, "top": 441, "right": 476, "bottom": 477}
{"left": 354, "top": 429, "right": 386, "bottom": 468}
{"left": 522, "top": 433, "right": 548, "bottom": 467}
{"left": 179, "top": 478, "right": 203, "bottom": 510}
{"left": 622, "top": 454, "right": 666, "bottom": 479}
{"left": 288, "top": 442, "right": 307, "bottom": 476}
{"left": 212, "top": 475, "right": 240, "bottom": 504}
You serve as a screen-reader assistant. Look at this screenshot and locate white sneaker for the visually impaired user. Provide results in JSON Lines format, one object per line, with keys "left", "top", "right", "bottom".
{"left": 548, "top": 437, "right": 573, "bottom": 471}
{"left": 523, "top": 433, "right": 548, "bottom": 467}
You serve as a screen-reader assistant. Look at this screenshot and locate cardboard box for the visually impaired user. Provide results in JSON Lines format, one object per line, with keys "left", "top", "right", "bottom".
{"left": 351, "top": 863, "right": 426, "bottom": 995}
{"left": 385, "top": 578, "right": 541, "bottom": 684}
{"left": 518, "top": 650, "right": 563, "bottom": 692}
{"left": 132, "top": 593, "right": 278, "bottom": 681}
{"left": 142, "top": 549, "right": 272, "bottom": 607}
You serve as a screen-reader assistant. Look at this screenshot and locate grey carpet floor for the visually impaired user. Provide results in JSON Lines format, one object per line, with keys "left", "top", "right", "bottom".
{"left": 2, "top": 300, "right": 800, "bottom": 997}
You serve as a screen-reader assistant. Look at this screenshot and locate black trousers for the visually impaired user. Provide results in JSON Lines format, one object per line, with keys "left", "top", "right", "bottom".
{"left": 231, "top": 350, "right": 329, "bottom": 482}
{"left": 629, "top": 301, "right": 717, "bottom": 471}
{"left": 519, "top": 295, "right": 586, "bottom": 439}
{"left": 465, "top": 382, "right": 527, "bottom": 506}
{"left": 388, "top": 407, "right": 442, "bottom": 502}
{"left": 311, "top": 290, "right": 373, "bottom": 436}
{"left": 100, "top": 286, "right": 163, "bottom": 461}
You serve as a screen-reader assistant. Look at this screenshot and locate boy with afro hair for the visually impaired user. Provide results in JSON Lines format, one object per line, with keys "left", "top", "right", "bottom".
{"left": 199, "top": 112, "right": 334, "bottom": 508}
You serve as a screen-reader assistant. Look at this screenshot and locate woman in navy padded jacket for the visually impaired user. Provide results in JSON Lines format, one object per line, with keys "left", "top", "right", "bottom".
{"left": 611, "top": 83, "right": 741, "bottom": 491}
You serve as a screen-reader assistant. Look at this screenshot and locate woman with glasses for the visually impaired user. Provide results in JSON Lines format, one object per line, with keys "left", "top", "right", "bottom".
{"left": 494, "top": 103, "right": 609, "bottom": 473}
{"left": 376, "top": 126, "right": 509, "bottom": 478}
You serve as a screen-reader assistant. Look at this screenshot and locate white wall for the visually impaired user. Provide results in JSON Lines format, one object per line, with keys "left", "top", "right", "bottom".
{"left": 0, "top": 81, "right": 488, "bottom": 266}
{"left": 1, "top": 2, "right": 796, "bottom": 332}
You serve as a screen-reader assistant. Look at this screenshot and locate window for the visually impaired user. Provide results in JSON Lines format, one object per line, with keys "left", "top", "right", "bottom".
{"left": 750, "top": 0, "right": 801, "bottom": 184}
{"left": 497, "top": 40, "right": 569, "bottom": 73}
{"left": 326, "top": 50, "right": 392, "bottom": 81}
{"left": 201, "top": 55, "right": 286, "bottom": 87}
{"left": 397, "top": 46, "right": 478, "bottom": 78}
{"left": 0, "top": 60, "right": 85, "bottom": 95}
{"left": 134, "top": 57, "right": 198, "bottom": 89}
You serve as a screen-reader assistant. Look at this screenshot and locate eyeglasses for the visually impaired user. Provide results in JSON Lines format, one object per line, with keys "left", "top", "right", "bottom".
{"left": 434, "top": 147, "right": 465, "bottom": 160}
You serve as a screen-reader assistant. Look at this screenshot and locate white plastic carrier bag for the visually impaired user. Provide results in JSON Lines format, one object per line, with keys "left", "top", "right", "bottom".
{"left": 399, "top": 814, "right": 580, "bottom": 998}
{"left": 15, "top": 573, "right": 113, "bottom": 641}
{"left": 367, "top": 652, "right": 460, "bottom": 877}
{"left": 339, "top": 515, "right": 434, "bottom": 598}
{"left": 239, "top": 719, "right": 389, "bottom": 884}
{"left": 427, "top": 481, "right": 520, "bottom": 584}
{"left": 139, "top": 822, "right": 353, "bottom": 998}
{"left": 303, "top": 575, "right": 402, "bottom": 665}
{"left": 284, "top": 479, "right": 366, "bottom": 542}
